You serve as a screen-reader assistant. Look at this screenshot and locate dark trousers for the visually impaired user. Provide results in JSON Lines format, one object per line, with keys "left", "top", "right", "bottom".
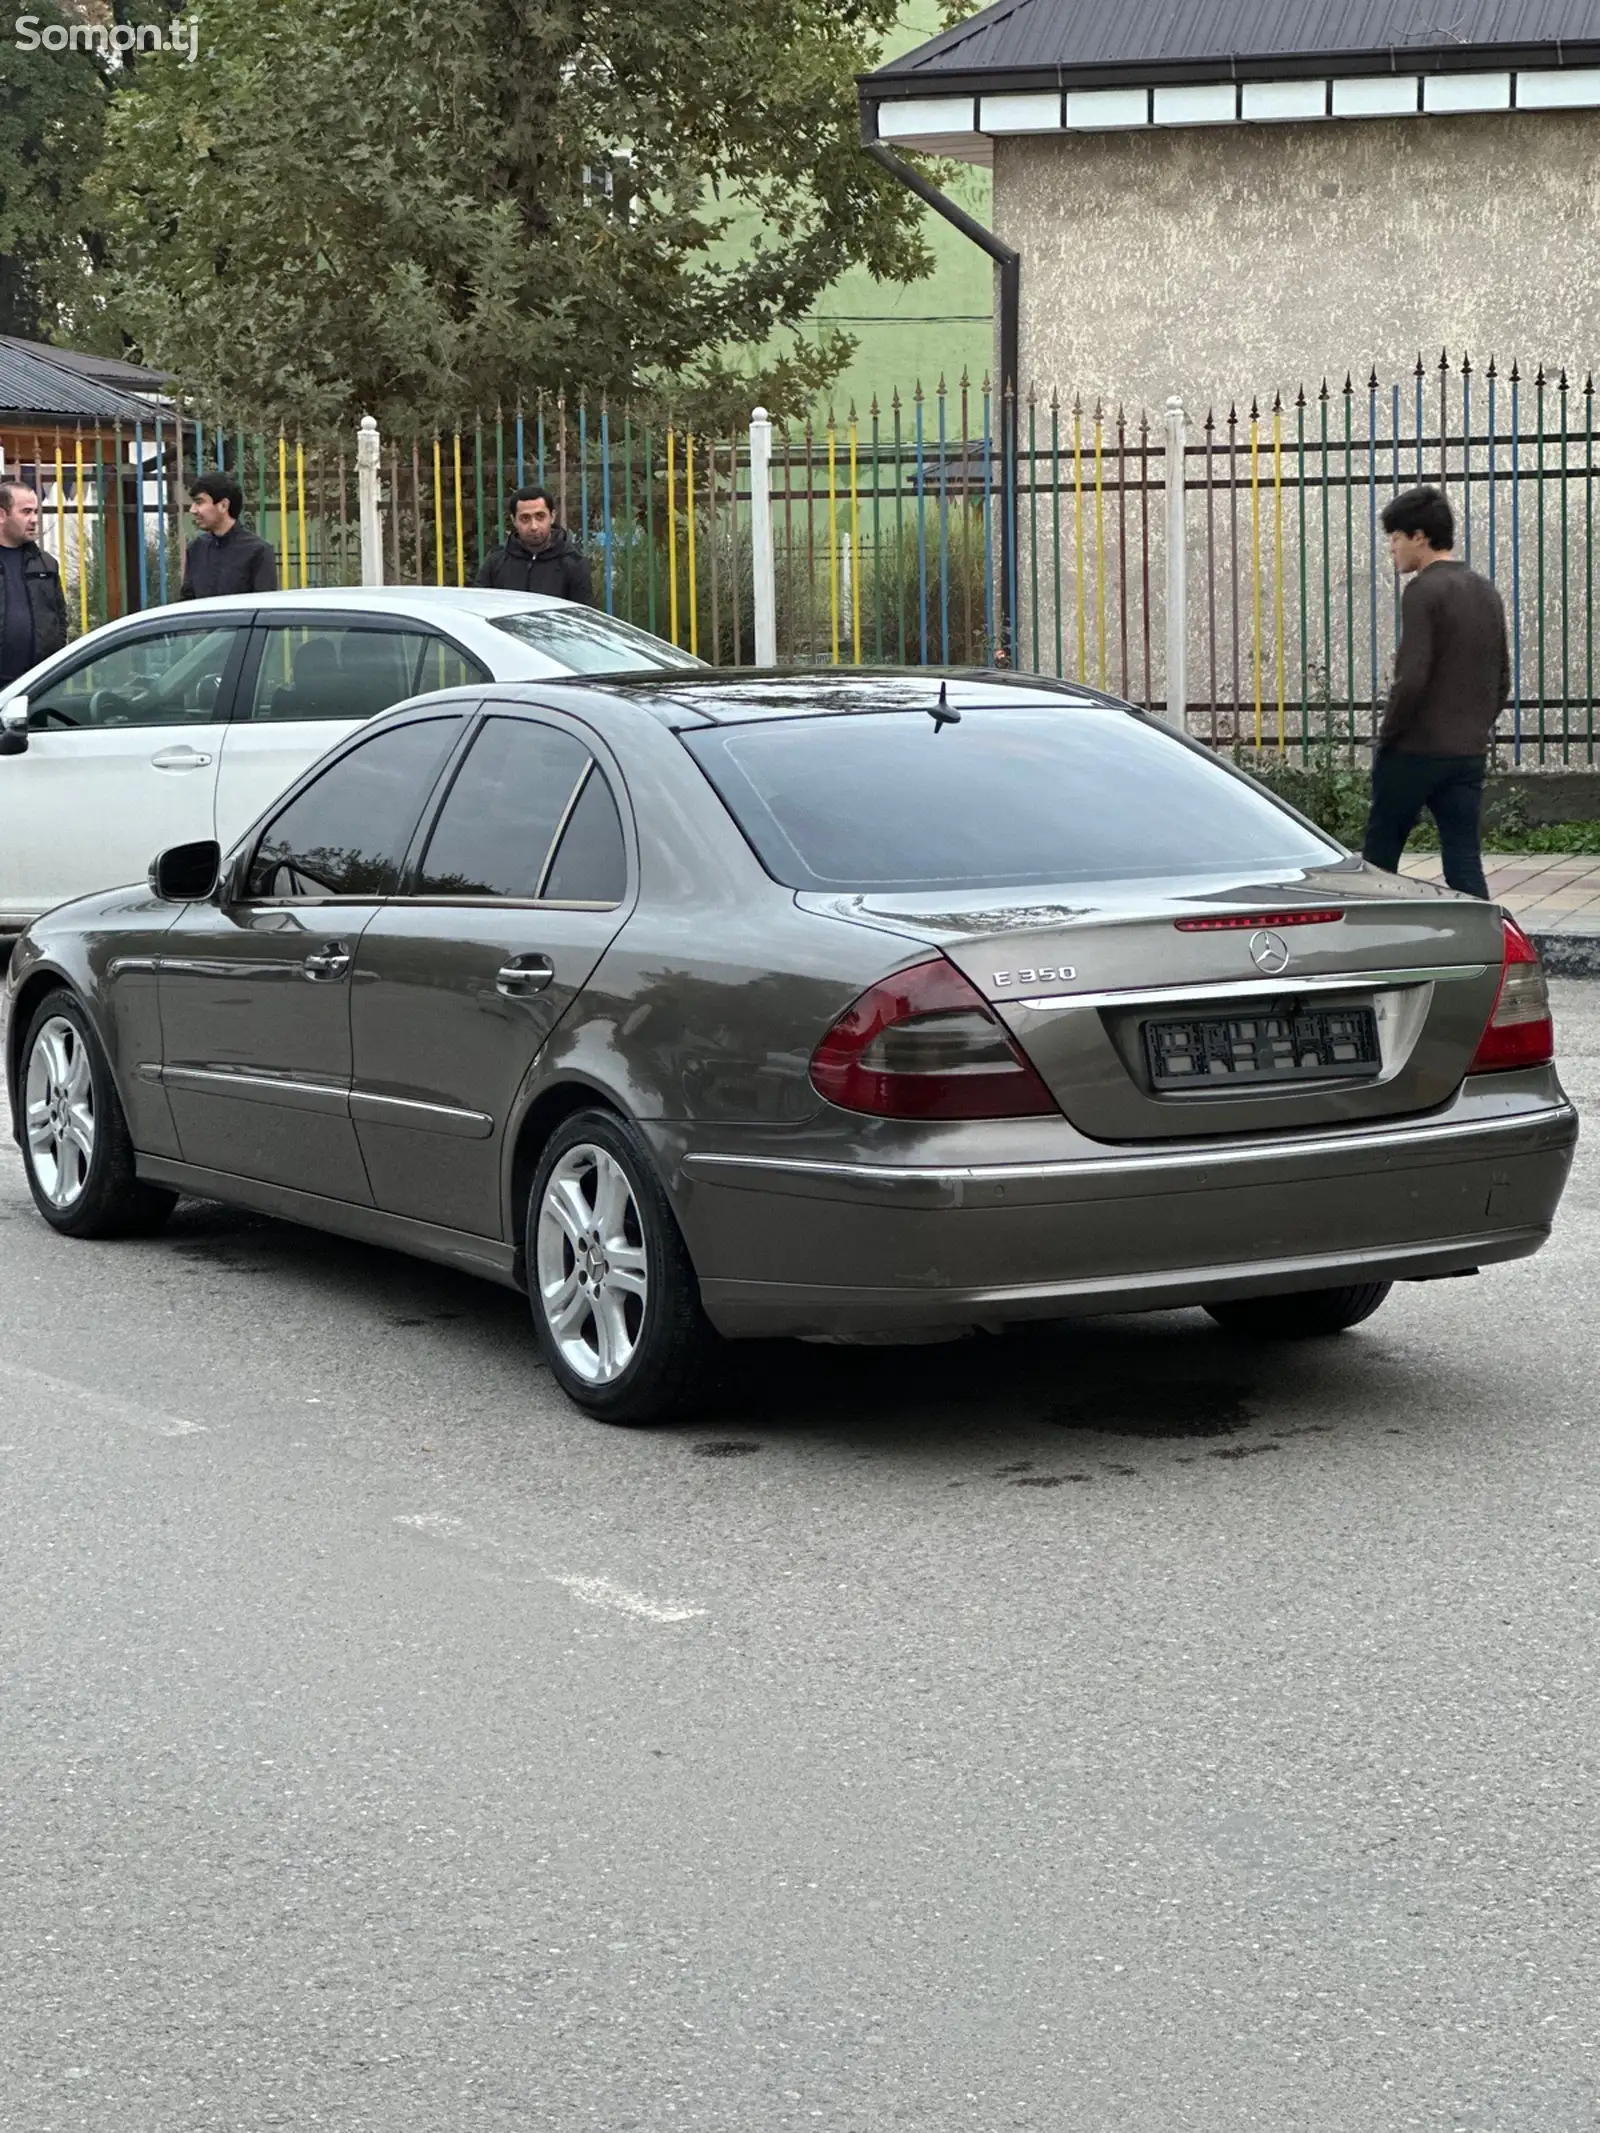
{"left": 1362, "top": 750, "right": 1489, "bottom": 899}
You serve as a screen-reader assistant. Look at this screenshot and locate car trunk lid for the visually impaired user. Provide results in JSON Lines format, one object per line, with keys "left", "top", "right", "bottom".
{"left": 798, "top": 863, "right": 1506, "bottom": 1140}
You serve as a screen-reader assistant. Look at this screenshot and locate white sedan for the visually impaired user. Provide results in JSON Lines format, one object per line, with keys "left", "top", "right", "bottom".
{"left": 0, "top": 588, "right": 701, "bottom": 939}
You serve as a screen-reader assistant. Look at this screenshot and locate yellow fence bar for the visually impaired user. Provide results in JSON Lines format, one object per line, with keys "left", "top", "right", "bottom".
{"left": 73, "top": 435, "right": 87, "bottom": 633}
{"left": 277, "top": 434, "right": 290, "bottom": 585}
{"left": 431, "top": 435, "right": 445, "bottom": 586}
{"left": 295, "top": 438, "right": 308, "bottom": 590}
{"left": 1093, "top": 402, "right": 1107, "bottom": 691}
{"left": 826, "top": 416, "right": 840, "bottom": 664}
{"left": 1273, "top": 397, "right": 1286, "bottom": 749}
{"left": 1073, "top": 398, "right": 1086, "bottom": 679}
{"left": 686, "top": 433, "right": 699, "bottom": 658}
{"left": 666, "top": 428, "right": 679, "bottom": 646}
{"left": 848, "top": 412, "right": 862, "bottom": 663}
{"left": 1250, "top": 402, "right": 1263, "bottom": 749}
{"left": 452, "top": 429, "right": 465, "bottom": 588}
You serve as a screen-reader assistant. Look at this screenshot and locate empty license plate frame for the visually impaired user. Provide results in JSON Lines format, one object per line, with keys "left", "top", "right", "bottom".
{"left": 1143, "top": 1003, "right": 1382, "bottom": 1091}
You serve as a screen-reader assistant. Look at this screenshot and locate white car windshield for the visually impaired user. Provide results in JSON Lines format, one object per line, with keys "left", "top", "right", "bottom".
{"left": 490, "top": 608, "right": 704, "bottom": 674}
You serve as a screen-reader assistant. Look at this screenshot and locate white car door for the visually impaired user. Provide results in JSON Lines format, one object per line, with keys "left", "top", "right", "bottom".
{"left": 213, "top": 619, "right": 489, "bottom": 848}
{"left": 0, "top": 619, "right": 247, "bottom": 924}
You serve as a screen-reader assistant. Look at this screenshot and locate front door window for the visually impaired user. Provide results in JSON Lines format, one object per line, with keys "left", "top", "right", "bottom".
{"left": 30, "top": 625, "right": 239, "bottom": 729}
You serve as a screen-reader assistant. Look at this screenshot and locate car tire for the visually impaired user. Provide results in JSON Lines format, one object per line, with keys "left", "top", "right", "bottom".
{"left": 527, "top": 1107, "right": 716, "bottom": 1425}
{"left": 1204, "top": 1281, "right": 1393, "bottom": 1339}
{"left": 19, "top": 989, "right": 177, "bottom": 1240}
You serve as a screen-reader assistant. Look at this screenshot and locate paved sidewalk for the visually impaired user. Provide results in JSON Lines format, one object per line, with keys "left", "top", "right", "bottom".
{"left": 1401, "top": 852, "right": 1600, "bottom": 972}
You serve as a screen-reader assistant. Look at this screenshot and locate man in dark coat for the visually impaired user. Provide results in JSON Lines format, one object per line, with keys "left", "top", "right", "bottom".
{"left": 0, "top": 480, "right": 68, "bottom": 688}
{"left": 476, "top": 485, "right": 593, "bottom": 604}
{"left": 180, "top": 471, "right": 279, "bottom": 599}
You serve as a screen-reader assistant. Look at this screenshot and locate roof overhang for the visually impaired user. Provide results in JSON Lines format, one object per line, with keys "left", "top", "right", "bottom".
{"left": 860, "top": 41, "right": 1600, "bottom": 166}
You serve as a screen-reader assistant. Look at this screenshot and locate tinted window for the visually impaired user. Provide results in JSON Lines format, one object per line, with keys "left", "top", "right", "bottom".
{"left": 245, "top": 716, "right": 462, "bottom": 899}
{"left": 489, "top": 607, "right": 703, "bottom": 673}
{"left": 247, "top": 625, "right": 433, "bottom": 722}
{"left": 684, "top": 707, "right": 1339, "bottom": 892}
{"left": 31, "top": 625, "right": 238, "bottom": 730}
{"left": 544, "top": 769, "right": 627, "bottom": 903}
{"left": 415, "top": 717, "right": 591, "bottom": 899}
{"left": 415, "top": 636, "right": 488, "bottom": 693}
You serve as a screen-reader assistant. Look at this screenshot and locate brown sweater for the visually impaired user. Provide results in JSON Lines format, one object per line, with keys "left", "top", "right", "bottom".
{"left": 1379, "top": 559, "right": 1511, "bottom": 755}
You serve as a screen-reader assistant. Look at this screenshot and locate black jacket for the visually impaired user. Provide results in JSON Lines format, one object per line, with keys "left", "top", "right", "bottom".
{"left": 0, "top": 539, "right": 68, "bottom": 679}
{"left": 475, "top": 527, "right": 592, "bottom": 604}
{"left": 181, "top": 522, "right": 279, "bottom": 600}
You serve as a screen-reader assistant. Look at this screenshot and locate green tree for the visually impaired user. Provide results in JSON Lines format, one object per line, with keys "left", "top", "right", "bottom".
{"left": 0, "top": 19, "right": 109, "bottom": 338}
{"left": 95, "top": 0, "right": 934, "bottom": 431}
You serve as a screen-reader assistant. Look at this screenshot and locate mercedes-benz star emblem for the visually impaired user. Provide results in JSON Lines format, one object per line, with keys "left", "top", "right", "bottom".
{"left": 1249, "top": 928, "right": 1291, "bottom": 975}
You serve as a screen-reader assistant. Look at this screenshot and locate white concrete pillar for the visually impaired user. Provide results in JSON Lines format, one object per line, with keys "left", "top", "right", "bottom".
{"left": 357, "top": 414, "right": 383, "bottom": 586}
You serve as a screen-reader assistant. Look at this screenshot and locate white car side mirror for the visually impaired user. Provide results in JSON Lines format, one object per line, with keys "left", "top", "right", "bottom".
{"left": 0, "top": 697, "right": 27, "bottom": 755}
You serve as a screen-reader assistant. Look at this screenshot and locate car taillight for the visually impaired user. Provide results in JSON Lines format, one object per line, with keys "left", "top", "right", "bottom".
{"left": 1470, "top": 918, "right": 1554, "bottom": 1072}
{"left": 810, "top": 957, "right": 1058, "bottom": 1119}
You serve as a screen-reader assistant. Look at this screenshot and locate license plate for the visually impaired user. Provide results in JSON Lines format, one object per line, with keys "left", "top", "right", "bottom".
{"left": 1144, "top": 1004, "right": 1381, "bottom": 1090}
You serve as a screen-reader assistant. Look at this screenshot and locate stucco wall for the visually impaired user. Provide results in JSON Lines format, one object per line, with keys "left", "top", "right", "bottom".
{"left": 994, "top": 110, "right": 1600, "bottom": 413}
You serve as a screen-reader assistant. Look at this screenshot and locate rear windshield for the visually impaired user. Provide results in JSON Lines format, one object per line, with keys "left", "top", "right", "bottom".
{"left": 683, "top": 706, "right": 1338, "bottom": 892}
{"left": 489, "top": 608, "right": 703, "bottom": 674}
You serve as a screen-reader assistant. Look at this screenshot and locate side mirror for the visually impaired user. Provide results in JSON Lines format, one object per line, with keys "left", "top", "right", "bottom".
{"left": 150, "top": 838, "right": 222, "bottom": 903}
{"left": 0, "top": 697, "right": 28, "bottom": 756}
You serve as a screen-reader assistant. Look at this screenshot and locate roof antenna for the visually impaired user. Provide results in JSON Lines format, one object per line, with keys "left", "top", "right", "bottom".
{"left": 929, "top": 680, "right": 961, "bottom": 733}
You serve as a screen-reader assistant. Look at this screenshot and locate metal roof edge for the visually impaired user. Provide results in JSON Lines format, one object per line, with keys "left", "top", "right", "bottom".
{"left": 863, "top": 37, "right": 1600, "bottom": 100}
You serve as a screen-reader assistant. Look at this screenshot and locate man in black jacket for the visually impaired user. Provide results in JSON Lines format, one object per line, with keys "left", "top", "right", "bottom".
{"left": 476, "top": 485, "right": 592, "bottom": 603}
{"left": 180, "top": 471, "right": 279, "bottom": 599}
{"left": 0, "top": 480, "right": 68, "bottom": 687}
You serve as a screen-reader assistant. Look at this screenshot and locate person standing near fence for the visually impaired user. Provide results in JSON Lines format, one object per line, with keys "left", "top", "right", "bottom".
{"left": 1362, "top": 485, "right": 1509, "bottom": 900}
{"left": 476, "top": 485, "right": 592, "bottom": 604}
{"left": 0, "top": 480, "right": 68, "bottom": 688}
{"left": 180, "top": 472, "right": 278, "bottom": 599}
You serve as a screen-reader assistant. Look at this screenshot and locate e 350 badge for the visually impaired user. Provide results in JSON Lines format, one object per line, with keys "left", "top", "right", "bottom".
{"left": 991, "top": 965, "right": 1075, "bottom": 988}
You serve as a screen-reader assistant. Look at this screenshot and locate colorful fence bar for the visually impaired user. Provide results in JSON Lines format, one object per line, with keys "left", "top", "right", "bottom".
{"left": 9, "top": 356, "right": 1598, "bottom": 765}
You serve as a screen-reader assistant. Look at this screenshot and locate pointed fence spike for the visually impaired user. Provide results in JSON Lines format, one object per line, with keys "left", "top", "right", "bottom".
{"left": 1460, "top": 352, "right": 1473, "bottom": 376}
{"left": 1510, "top": 359, "right": 1520, "bottom": 382}
{"left": 1486, "top": 355, "right": 1498, "bottom": 378}
{"left": 1296, "top": 383, "right": 1307, "bottom": 408}
{"left": 1368, "top": 367, "right": 1379, "bottom": 390}
{"left": 1536, "top": 363, "right": 1546, "bottom": 387}
{"left": 1319, "top": 377, "right": 1330, "bottom": 401}
{"left": 1272, "top": 388, "right": 1283, "bottom": 413}
{"left": 1342, "top": 372, "right": 1353, "bottom": 394}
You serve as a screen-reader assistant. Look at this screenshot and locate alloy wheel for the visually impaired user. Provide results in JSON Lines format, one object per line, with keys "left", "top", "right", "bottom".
{"left": 535, "top": 1143, "right": 650, "bottom": 1385}
{"left": 25, "top": 1016, "right": 96, "bottom": 1210}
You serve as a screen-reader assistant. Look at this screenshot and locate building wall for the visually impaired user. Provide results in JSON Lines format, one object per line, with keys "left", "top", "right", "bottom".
{"left": 994, "top": 109, "right": 1600, "bottom": 414}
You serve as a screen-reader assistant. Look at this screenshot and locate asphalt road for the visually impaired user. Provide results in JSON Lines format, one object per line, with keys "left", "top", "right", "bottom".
{"left": 2, "top": 990, "right": 1598, "bottom": 2133}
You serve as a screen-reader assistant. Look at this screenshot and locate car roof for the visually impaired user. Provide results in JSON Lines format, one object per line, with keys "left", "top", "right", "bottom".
{"left": 532, "top": 667, "right": 1117, "bottom": 728}
{"left": 111, "top": 587, "right": 575, "bottom": 625}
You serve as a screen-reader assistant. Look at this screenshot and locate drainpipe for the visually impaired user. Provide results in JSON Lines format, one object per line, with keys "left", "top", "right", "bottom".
{"left": 863, "top": 138, "right": 1020, "bottom": 666}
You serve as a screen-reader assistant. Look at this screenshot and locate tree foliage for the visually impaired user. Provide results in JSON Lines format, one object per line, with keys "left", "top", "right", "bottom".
{"left": 95, "top": 0, "right": 934, "bottom": 431}
{"left": 0, "top": 20, "right": 109, "bottom": 338}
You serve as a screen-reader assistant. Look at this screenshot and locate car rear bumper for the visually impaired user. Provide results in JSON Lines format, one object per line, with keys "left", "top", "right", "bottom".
{"left": 674, "top": 1092, "right": 1579, "bottom": 1338}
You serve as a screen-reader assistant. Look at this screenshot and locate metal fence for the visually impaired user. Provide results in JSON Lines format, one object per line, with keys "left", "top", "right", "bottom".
{"left": 10, "top": 357, "right": 1599, "bottom": 765}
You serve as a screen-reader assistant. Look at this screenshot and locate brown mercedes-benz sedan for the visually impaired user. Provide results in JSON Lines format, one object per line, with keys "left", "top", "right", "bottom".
{"left": 2, "top": 671, "right": 1577, "bottom": 1423}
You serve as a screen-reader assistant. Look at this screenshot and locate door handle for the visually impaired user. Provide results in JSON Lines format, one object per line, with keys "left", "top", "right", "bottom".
{"left": 496, "top": 954, "right": 554, "bottom": 997}
{"left": 303, "top": 943, "right": 352, "bottom": 981}
{"left": 150, "top": 746, "right": 214, "bottom": 770}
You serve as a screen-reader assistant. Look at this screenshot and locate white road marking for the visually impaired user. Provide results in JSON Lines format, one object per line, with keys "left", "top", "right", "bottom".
{"left": 393, "top": 1513, "right": 705, "bottom": 1623}
{"left": 0, "top": 1359, "right": 208, "bottom": 1438}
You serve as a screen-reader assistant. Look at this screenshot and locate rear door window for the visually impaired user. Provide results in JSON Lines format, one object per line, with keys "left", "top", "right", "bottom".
{"left": 413, "top": 715, "right": 594, "bottom": 899}
{"left": 246, "top": 625, "right": 435, "bottom": 722}
{"left": 683, "top": 706, "right": 1339, "bottom": 892}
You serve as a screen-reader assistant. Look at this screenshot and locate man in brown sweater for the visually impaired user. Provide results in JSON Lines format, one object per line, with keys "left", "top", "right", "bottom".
{"left": 1362, "top": 485, "right": 1510, "bottom": 898}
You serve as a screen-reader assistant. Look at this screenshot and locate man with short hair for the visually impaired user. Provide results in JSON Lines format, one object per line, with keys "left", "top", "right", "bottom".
{"left": 180, "top": 470, "right": 278, "bottom": 599}
{"left": 476, "top": 485, "right": 593, "bottom": 604}
{"left": 1363, "top": 484, "right": 1510, "bottom": 899}
{"left": 0, "top": 479, "right": 68, "bottom": 689}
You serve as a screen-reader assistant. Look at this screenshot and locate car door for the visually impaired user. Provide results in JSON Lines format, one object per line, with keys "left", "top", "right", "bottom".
{"left": 349, "top": 708, "right": 634, "bottom": 1238}
{"left": 156, "top": 710, "right": 469, "bottom": 1202}
{"left": 212, "top": 617, "right": 488, "bottom": 849}
{"left": 0, "top": 619, "right": 247, "bottom": 923}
